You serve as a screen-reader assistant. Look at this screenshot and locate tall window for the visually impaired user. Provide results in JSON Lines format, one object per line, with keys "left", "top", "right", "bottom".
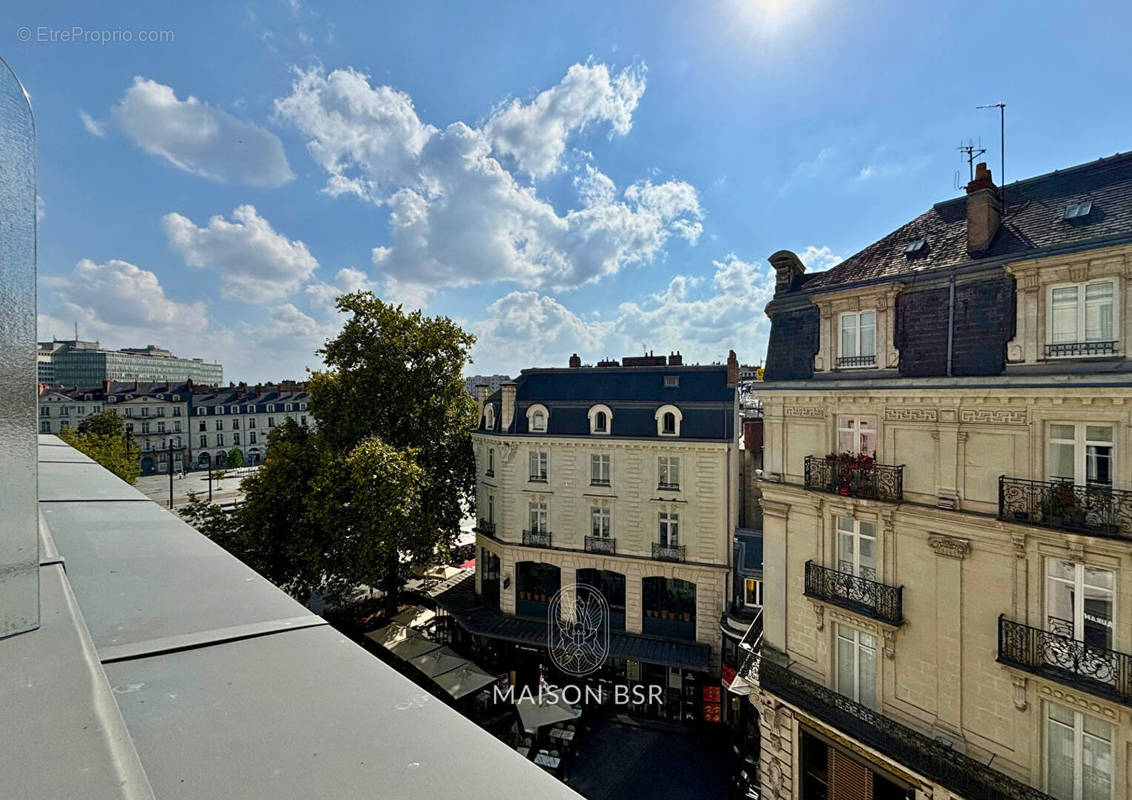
{"left": 487, "top": 447, "right": 495, "bottom": 476}
{"left": 217, "top": 433, "right": 224, "bottom": 447}
{"left": 837, "top": 416, "right": 877, "bottom": 456}
{"left": 836, "top": 625, "right": 877, "bottom": 709}
{"left": 199, "top": 420, "right": 206, "bottom": 432}
{"left": 249, "top": 417, "right": 256, "bottom": 428}
{"left": 659, "top": 511, "right": 679, "bottom": 545}
{"left": 249, "top": 431, "right": 257, "bottom": 444}
{"left": 658, "top": 455, "right": 680, "bottom": 489}
{"left": 157, "top": 421, "right": 165, "bottom": 433}
{"left": 531, "top": 410, "right": 547, "bottom": 432}
{"left": 233, "top": 433, "right": 241, "bottom": 445}
{"left": 233, "top": 419, "right": 239, "bottom": 429}
{"left": 40, "top": 420, "right": 49, "bottom": 433}
{"left": 1049, "top": 423, "right": 1113, "bottom": 485}
{"left": 268, "top": 417, "right": 275, "bottom": 428}
{"left": 662, "top": 412, "right": 677, "bottom": 435}
{"left": 529, "top": 450, "right": 548, "bottom": 481}
{"left": 487, "top": 493, "right": 494, "bottom": 523}
{"left": 591, "top": 453, "right": 611, "bottom": 485}
{"left": 216, "top": 419, "right": 223, "bottom": 431}
{"left": 1045, "top": 559, "right": 1114, "bottom": 651}
{"left": 744, "top": 578, "right": 763, "bottom": 608}
{"left": 1045, "top": 703, "right": 1113, "bottom": 800}
{"left": 591, "top": 504, "right": 611, "bottom": 538}
{"left": 594, "top": 411, "right": 608, "bottom": 433}
{"left": 840, "top": 311, "right": 877, "bottom": 363}
{"left": 1049, "top": 280, "right": 1116, "bottom": 349}
{"left": 529, "top": 500, "right": 548, "bottom": 532}
{"left": 199, "top": 435, "right": 207, "bottom": 448}
{"left": 837, "top": 516, "right": 877, "bottom": 580}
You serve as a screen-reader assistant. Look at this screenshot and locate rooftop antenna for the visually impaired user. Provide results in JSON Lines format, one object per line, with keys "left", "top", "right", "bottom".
{"left": 958, "top": 138, "right": 986, "bottom": 183}
{"left": 977, "top": 102, "right": 1006, "bottom": 204}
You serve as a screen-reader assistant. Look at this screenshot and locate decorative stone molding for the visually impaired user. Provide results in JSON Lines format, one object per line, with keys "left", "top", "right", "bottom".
{"left": 812, "top": 601, "right": 824, "bottom": 631}
{"left": 885, "top": 407, "right": 938, "bottom": 422}
{"left": 784, "top": 405, "right": 825, "bottom": 418}
{"left": 1011, "top": 533, "right": 1027, "bottom": 559}
{"left": 1067, "top": 540, "right": 1085, "bottom": 563}
{"left": 959, "top": 408, "right": 1028, "bottom": 425}
{"left": 1011, "top": 675, "right": 1028, "bottom": 711}
{"left": 928, "top": 534, "right": 970, "bottom": 560}
{"left": 1036, "top": 683, "right": 1119, "bottom": 721}
{"left": 882, "top": 628, "right": 896, "bottom": 660}
{"left": 763, "top": 758, "right": 784, "bottom": 795}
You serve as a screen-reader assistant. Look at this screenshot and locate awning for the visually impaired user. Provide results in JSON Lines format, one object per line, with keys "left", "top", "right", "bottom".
{"left": 407, "top": 646, "right": 470, "bottom": 679}
{"left": 432, "top": 663, "right": 498, "bottom": 700}
{"left": 391, "top": 606, "right": 436, "bottom": 630}
{"left": 365, "top": 623, "right": 415, "bottom": 648}
{"left": 386, "top": 632, "right": 444, "bottom": 661}
{"left": 516, "top": 694, "right": 581, "bottom": 733}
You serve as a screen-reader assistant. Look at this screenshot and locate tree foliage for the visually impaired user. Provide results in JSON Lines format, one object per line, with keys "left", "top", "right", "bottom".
{"left": 60, "top": 417, "right": 141, "bottom": 484}
{"left": 180, "top": 293, "right": 477, "bottom": 612}
{"left": 227, "top": 448, "right": 244, "bottom": 469}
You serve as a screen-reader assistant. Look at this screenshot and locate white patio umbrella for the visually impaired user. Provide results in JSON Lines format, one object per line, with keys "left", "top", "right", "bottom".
{"left": 385, "top": 632, "right": 443, "bottom": 660}
{"left": 516, "top": 694, "right": 582, "bottom": 734}
{"left": 433, "top": 663, "right": 498, "bottom": 700}
{"left": 406, "top": 646, "right": 468, "bottom": 679}
{"left": 391, "top": 606, "right": 436, "bottom": 630}
{"left": 365, "top": 623, "right": 414, "bottom": 648}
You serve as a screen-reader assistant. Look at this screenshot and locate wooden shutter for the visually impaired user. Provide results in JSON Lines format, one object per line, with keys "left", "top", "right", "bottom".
{"left": 829, "top": 747, "right": 873, "bottom": 800}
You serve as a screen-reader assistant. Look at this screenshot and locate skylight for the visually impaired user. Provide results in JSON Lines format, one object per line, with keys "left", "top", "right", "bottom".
{"left": 904, "top": 238, "right": 926, "bottom": 254}
{"left": 1064, "top": 201, "right": 1093, "bottom": 220}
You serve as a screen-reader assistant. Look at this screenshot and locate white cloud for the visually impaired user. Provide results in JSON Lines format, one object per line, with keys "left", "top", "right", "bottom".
{"left": 109, "top": 77, "right": 293, "bottom": 187}
{"left": 304, "top": 267, "right": 376, "bottom": 314}
{"left": 485, "top": 60, "right": 645, "bottom": 178}
{"left": 275, "top": 62, "right": 701, "bottom": 299}
{"left": 79, "top": 110, "right": 105, "bottom": 137}
{"left": 797, "top": 245, "right": 843, "bottom": 271}
{"left": 163, "top": 205, "right": 319, "bottom": 303}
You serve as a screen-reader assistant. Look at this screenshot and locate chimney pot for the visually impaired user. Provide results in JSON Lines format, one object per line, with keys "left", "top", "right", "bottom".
{"left": 965, "top": 162, "right": 1002, "bottom": 254}
{"left": 500, "top": 383, "right": 517, "bottom": 431}
{"left": 569, "top": 353, "right": 581, "bottom": 368}
{"left": 726, "top": 350, "right": 739, "bottom": 387}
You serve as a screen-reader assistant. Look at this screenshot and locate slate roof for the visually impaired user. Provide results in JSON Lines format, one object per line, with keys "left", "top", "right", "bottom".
{"left": 800, "top": 151, "right": 1132, "bottom": 292}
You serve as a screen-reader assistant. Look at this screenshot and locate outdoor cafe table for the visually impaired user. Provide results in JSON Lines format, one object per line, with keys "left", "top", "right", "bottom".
{"left": 533, "top": 753, "right": 561, "bottom": 769}
{"left": 549, "top": 728, "right": 575, "bottom": 743}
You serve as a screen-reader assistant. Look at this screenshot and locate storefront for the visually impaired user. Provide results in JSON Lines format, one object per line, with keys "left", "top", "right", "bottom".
{"left": 576, "top": 568, "right": 626, "bottom": 631}
{"left": 642, "top": 576, "right": 697, "bottom": 640}
{"left": 799, "top": 728, "right": 913, "bottom": 800}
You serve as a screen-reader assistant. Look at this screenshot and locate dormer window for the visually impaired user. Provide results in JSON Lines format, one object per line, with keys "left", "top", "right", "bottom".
{"left": 595, "top": 412, "right": 607, "bottom": 432}
{"left": 484, "top": 404, "right": 496, "bottom": 430}
{"left": 838, "top": 311, "right": 876, "bottom": 368}
{"left": 532, "top": 411, "right": 545, "bottom": 431}
{"left": 663, "top": 375, "right": 679, "bottom": 388}
{"left": 526, "top": 404, "right": 549, "bottom": 433}
{"left": 655, "top": 405, "right": 682, "bottom": 437}
{"left": 587, "top": 404, "right": 613, "bottom": 435}
{"left": 663, "top": 413, "right": 676, "bottom": 434}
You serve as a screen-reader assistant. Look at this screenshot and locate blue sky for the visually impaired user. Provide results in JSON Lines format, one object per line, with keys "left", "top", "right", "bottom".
{"left": 13, "top": 0, "right": 1132, "bottom": 382}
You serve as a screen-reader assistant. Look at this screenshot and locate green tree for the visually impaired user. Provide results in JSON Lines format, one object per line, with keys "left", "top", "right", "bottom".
{"left": 59, "top": 424, "right": 141, "bottom": 484}
{"left": 77, "top": 410, "right": 126, "bottom": 437}
{"left": 227, "top": 448, "right": 244, "bottom": 469}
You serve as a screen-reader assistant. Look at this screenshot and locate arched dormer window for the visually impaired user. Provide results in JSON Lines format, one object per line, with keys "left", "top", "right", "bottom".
{"left": 655, "top": 404, "right": 683, "bottom": 437}
{"left": 526, "top": 404, "right": 549, "bottom": 433}
{"left": 484, "top": 404, "right": 496, "bottom": 430}
{"left": 587, "top": 404, "right": 613, "bottom": 435}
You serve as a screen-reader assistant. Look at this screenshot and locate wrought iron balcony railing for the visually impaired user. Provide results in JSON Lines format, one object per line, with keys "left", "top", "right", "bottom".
{"left": 804, "top": 454, "right": 903, "bottom": 502}
{"left": 998, "top": 616, "right": 1132, "bottom": 707}
{"left": 584, "top": 536, "right": 616, "bottom": 555}
{"left": 804, "top": 561, "right": 904, "bottom": 626}
{"left": 476, "top": 519, "right": 496, "bottom": 537}
{"left": 590, "top": 477, "right": 611, "bottom": 487}
{"left": 836, "top": 354, "right": 876, "bottom": 368}
{"left": 1045, "top": 340, "right": 1118, "bottom": 358}
{"left": 521, "top": 529, "right": 552, "bottom": 548}
{"left": 736, "top": 610, "right": 764, "bottom": 683}
{"left": 652, "top": 542, "right": 686, "bottom": 562}
{"left": 657, "top": 481, "right": 680, "bottom": 491}
{"left": 757, "top": 647, "right": 1052, "bottom": 800}
{"left": 998, "top": 476, "right": 1132, "bottom": 539}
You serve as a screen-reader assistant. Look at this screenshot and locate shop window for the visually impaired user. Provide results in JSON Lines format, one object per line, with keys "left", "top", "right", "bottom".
{"left": 515, "top": 561, "right": 560, "bottom": 619}
{"left": 642, "top": 577, "right": 696, "bottom": 640}
{"left": 577, "top": 568, "right": 626, "bottom": 631}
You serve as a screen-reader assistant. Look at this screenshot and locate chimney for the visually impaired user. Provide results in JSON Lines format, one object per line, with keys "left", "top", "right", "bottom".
{"left": 726, "top": 350, "right": 739, "bottom": 387}
{"left": 475, "top": 384, "right": 489, "bottom": 423}
{"left": 668, "top": 351, "right": 683, "bottom": 366}
{"left": 768, "top": 250, "right": 806, "bottom": 295}
{"left": 568, "top": 353, "right": 582, "bottom": 368}
{"left": 965, "top": 162, "right": 1001, "bottom": 254}
{"left": 500, "top": 382, "right": 517, "bottom": 431}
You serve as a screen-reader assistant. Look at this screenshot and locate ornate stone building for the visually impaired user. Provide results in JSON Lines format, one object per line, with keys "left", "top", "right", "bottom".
{"left": 741, "top": 155, "right": 1132, "bottom": 800}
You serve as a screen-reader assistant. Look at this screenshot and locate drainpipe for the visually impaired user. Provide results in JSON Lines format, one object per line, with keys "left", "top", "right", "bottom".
{"left": 946, "top": 275, "right": 956, "bottom": 377}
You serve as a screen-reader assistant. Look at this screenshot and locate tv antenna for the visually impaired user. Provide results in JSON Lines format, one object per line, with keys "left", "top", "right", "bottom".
{"left": 958, "top": 138, "right": 986, "bottom": 183}
{"left": 977, "top": 101, "right": 1006, "bottom": 197}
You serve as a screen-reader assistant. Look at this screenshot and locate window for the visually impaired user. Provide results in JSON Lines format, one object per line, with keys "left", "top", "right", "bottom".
{"left": 527, "top": 405, "right": 549, "bottom": 433}
{"left": 249, "top": 431, "right": 257, "bottom": 444}
{"left": 40, "top": 420, "right": 50, "bottom": 433}
{"left": 174, "top": 407, "right": 182, "bottom": 416}
{"left": 157, "top": 421, "right": 165, "bottom": 433}
{"left": 658, "top": 512, "right": 679, "bottom": 545}
{"left": 232, "top": 419, "right": 239, "bottom": 430}
{"left": 1048, "top": 280, "right": 1117, "bottom": 355}
{"left": 217, "top": 433, "right": 224, "bottom": 446}
{"left": 174, "top": 421, "right": 181, "bottom": 433}
{"left": 837, "top": 516, "right": 878, "bottom": 580}
{"left": 655, "top": 405, "right": 682, "bottom": 437}
{"left": 301, "top": 416, "right": 307, "bottom": 426}
{"left": 836, "top": 626, "right": 877, "bottom": 709}
{"left": 141, "top": 407, "right": 149, "bottom": 417}
{"left": 484, "top": 405, "right": 495, "bottom": 429}
{"left": 594, "top": 411, "right": 607, "bottom": 432}
{"left": 487, "top": 447, "right": 495, "bottom": 476}
{"left": 837, "top": 415, "right": 877, "bottom": 456}
{"left": 125, "top": 408, "right": 133, "bottom": 417}
{"left": 529, "top": 500, "right": 548, "bottom": 533}
{"left": 156, "top": 407, "right": 164, "bottom": 417}
{"left": 591, "top": 454, "right": 611, "bottom": 486}
{"left": 591, "top": 504, "right": 611, "bottom": 538}
{"left": 487, "top": 493, "right": 494, "bottom": 523}
{"left": 268, "top": 417, "right": 275, "bottom": 428}
{"left": 249, "top": 417, "right": 256, "bottom": 428}
{"left": 1063, "top": 201, "right": 1093, "bottom": 220}
{"left": 529, "top": 450, "right": 548, "bottom": 481}
{"left": 588, "top": 404, "right": 613, "bottom": 434}
{"left": 663, "top": 375, "right": 679, "bottom": 388}
{"left": 59, "top": 406, "right": 69, "bottom": 417}
{"left": 199, "top": 421, "right": 206, "bottom": 432}
{"left": 197, "top": 408, "right": 205, "bottom": 415}
{"left": 1046, "top": 703, "right": 1112, "bottom": 800}
{"left": 77, "top": 406, "right": 84, "bottom": 415}
{"left": 215, "top": 420, "right": 223, "bottom": 431}
{"left": 1049, "top": 423, "right": 1113, "bottom": 485}
{"left": 40, "top": 406, "right": 48, "bottom": 417}
{"left": 662, "top": 412, "right": 676, "bottom": 435}
{"left": 200, "top": 435, "right": 207, "bottom": 448}
{"left": 1045, "top": 559, "right": 1114, "bottom": 650}
{"left": 140, "top": 422, "right": 150, "bottom": 434}
{"left": 744, "top": 578, "right": 763, "bottom": 608}
{"left": 839, "top": 311, "right": 877, "bottom": 366}
{"left": 658, "top": 455, "right": 680, "bottom": 489}
{"left": 233, "top": 433, "right": 240, "bottom": 445}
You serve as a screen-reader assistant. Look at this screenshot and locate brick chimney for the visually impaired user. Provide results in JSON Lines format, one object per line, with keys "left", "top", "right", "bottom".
{"left": 726, "top": 350, "right": 739, "bottom": 387}
{"left": 475, "top": 384, "right": 489, "bottom": 423}
{"left": 965, "top": 162, "right": 1002, "bottom": 255}
{"left": 668, "top": 351, "right": 683, "bottom": 366}
{"left": 568, "top": 353, "right": 582, "bottom": 368}
{"left": 500, "top": 382, "right": 517, "bottom": 431}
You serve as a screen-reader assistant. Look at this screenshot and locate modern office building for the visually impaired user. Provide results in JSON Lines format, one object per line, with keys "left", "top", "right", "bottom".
{"left": 742, "top": 155, "right": 1132, "bottom": 800}
{"left": 445, "top": 351, "right": 740, "bottom": 724}
{"left": 45, "top": 340, "right": 223, "bottom": 387}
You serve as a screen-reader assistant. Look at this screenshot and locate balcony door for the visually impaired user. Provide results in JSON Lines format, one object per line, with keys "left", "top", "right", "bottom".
{"left": 1048, "top": 424, "right": 1113, "bottom": 486}
{"left": 836, "top": 517, "right": 877, "bottom": 581}
{"left": 1045, "top": 559, "right": 1115, "bottom": 651}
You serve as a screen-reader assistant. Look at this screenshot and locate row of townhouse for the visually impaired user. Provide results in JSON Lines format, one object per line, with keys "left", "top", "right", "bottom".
{"left": 38, "top": 380, "right": 311, "bottom": 475}
{"left": 734, "top": 154, "right": 1132, "bottom": 800}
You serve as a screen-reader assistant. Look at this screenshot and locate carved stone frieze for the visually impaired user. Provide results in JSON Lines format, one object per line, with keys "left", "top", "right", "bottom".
{"left": 928, "top": 534, "right": 970, "bottom": 560}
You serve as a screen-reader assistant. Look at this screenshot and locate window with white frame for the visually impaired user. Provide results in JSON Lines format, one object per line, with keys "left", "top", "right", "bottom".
{"left": 591, "top": 504, "right": 611, "bottom": 538}
{"left": 1048, "top": 423, "right": 1113, "bottom": 485}
{"left": 529, "top": 450, "right": 548, "bottom": 481}
{"left": 655, "top": 405, "right": 682, "bottom": 437}
{"left": 658, "top": 455, "right": 680, "bottom": 489}
{"left": 591, "top": 453, "right": 611, "bottom": 485}
{"left": 527, "top": 405, "right": 548, "bottom": 432}
{"left": 528, "top": 499, "right": 548, "bottom": 533}
{"left": 658, "top": 511, "right": 679, "bottom": 545}
{"left": 744, "top": 578, "right": 763, "bottom": 608}
{"left": 200, "top": 435, "right": 207, "bottom": 448}
{"left": 588, "top": 404, "right": 612, "bottom": 435}
{"left": 485, "top": 405, "right": 495, "bottom": 429}
{"left": 1045, "top": 559, "right": 1114, "bottom": 651}
{"left": 1047, "top": 280, "right": 1118, "bottom": 357}
{"left": 835, "top": 625, "right": 877, "bottom": 709}
{"left": 837, "top": 415, "right": 877, "bottom": 456}
{"left": 836, "top": 516, "right": 878, "bottom": 580}
{"left": 1045, "top": 702, "right": 1113, "bottom": 800}
{"left": 839, "top": 311, "right": 877, "bottom": 366}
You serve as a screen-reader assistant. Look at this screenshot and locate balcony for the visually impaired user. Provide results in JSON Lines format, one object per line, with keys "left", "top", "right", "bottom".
{"left": 1045, "top": 340, "right": 1118, "bottom": 358}
{"left": 527, "top": 474, "right": 548, "bottom": 484}
{"left": 804, "top": 454, "right": 903, "bottom": 503}
{"left": 657, "top": 482, "right": 680, "bottom": 492}
{"left": 652, "top": 542, "right": 685, "bottom": 562}
{"left": 804, "top": 561, "right": 904, "bottom": 626}
{"left": 584, "top": 535, "right": 616, "bottom": 555}
{"left": 475, "top": 519, "right": 496, "bottom": 538}
{"left": 836, "top": 355, "right": 876, "bottom": 368}
{"left": 998, "top": 476, "right": 1132, "bottom": 539}
{"left": 997, "top": 616, "right": 1132, "bottom": 707}
{"left": 522, "top": 529, "right": 552, "bottom": 548}
{"left": 756, "top": 647, "right": 1052, "bottom": 800}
